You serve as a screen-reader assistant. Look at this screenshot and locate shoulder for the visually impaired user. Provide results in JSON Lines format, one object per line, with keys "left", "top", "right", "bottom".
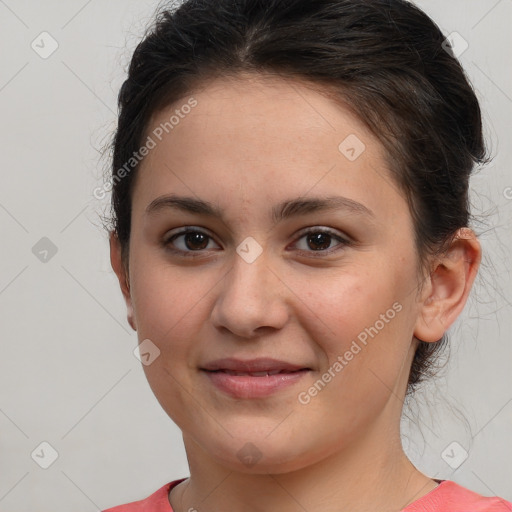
{"left": 102, "top": 478, "right": 187, "bottom": 512}
{"left": 404, "top": 480, "right": 512, "bottom": 512}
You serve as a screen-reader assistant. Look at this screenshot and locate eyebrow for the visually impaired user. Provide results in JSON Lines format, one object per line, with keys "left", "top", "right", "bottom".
{"left": 145, "top": 194, "right": 375, "bottom": 222}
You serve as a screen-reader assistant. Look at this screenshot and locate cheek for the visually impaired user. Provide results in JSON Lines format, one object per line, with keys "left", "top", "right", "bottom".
{"left": 297, "top": 264, "right": 405, "bottom": 339}
{"left": 291, "top": 260, "right": 416, "bottom": 390}
{"left": 129, "top": 260, "right": 214, "bottom": 422}
{"left": 129, "top": 252, "right": 214, "bottom": 344}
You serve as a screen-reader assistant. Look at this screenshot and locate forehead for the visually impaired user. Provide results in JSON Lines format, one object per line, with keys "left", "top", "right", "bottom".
{"left": 133, "top": 73, "right": 405, "bottom": 224}
{"left": 148, "top": 72, "right": 376, "bottom": 152}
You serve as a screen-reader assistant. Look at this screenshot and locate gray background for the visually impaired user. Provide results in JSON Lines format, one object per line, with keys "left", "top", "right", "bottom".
{"left": 0, "top": 0, "right": 510, "bottom": 509}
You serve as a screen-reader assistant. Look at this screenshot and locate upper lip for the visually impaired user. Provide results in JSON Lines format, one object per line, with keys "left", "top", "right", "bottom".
{"left": 200, "top": 358, "right": 310, "bottom": 373}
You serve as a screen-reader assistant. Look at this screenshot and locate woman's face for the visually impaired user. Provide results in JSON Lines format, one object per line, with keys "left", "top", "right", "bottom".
{"left": 120, "top": 73, "right": 429, "bottom": 472}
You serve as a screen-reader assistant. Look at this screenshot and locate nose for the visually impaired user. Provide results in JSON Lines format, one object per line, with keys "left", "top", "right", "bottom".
{"left": 210, "top": 247, "right": 290, "bottom": 339}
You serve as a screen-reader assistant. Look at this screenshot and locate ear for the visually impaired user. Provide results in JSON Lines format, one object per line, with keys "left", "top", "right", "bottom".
{"left": 414, "top": 228, "right": 481, "bottom": 343}
{"left": 110, "top": 232, "right": 137, "bottom": 331}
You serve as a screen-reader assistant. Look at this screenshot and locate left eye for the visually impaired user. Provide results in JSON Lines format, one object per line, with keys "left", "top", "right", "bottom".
{"left": 293, "top": 229, "right": 348, "bottom": 253}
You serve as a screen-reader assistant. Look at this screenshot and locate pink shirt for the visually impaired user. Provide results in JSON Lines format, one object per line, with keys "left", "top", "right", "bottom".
{"left": 103, "top": 478, "right": 512, "bottom": 511}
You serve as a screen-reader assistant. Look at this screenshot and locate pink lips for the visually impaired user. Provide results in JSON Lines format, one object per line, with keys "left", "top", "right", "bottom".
{"left": 200, "top": 358, "right": 311, "bottom": 398}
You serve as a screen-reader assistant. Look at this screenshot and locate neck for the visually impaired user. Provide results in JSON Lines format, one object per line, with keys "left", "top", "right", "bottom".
{"left": 171, "top": 413, "right": 437, "bottom": 512}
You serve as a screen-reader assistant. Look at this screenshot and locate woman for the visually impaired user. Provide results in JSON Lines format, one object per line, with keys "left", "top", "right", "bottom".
{"left": 103, "top": 0, "right": 511, "bottom": 510}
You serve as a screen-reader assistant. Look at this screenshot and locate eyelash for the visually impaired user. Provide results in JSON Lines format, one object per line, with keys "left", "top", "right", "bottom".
{"left": 162, "top": 227, "right": 352, "bottom": 258}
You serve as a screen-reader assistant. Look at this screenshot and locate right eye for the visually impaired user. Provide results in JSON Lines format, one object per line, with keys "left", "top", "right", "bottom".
{"left": 162, "top": 228, "right": 221, "bottom": 257}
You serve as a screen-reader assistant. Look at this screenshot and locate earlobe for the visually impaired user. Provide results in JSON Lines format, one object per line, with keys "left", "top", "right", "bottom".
{"left": 109, "top": 232, "right": 137, "bottom": 331}
{"left": 414, "top": 228, "right": 481, "bottom": 343}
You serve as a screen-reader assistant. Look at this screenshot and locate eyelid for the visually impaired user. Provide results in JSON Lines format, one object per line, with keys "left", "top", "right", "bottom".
{"left": 289, "top": 226, "right": 352, "bottom": 256}
{"left": 294, "top": 225, "right": 352, "bottom": 243}
{"left": 162, "top": 226, "right": 222, "bottom": 257}
{"left": 164, "top": 225, "right": 216, "bottom": 241}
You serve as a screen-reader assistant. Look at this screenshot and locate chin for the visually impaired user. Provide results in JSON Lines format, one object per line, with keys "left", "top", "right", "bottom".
{"left": 198, "top": 431, "right": 321, "bottom": 474}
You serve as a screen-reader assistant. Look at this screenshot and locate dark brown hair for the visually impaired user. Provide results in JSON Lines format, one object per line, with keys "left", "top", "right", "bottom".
{"left": 108, "top": 0, "right": 488, "bottom": 394}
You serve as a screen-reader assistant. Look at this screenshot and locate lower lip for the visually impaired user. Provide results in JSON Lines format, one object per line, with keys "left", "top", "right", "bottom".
{"left": 201, "top": 370, "right": 310, "bottom": 398}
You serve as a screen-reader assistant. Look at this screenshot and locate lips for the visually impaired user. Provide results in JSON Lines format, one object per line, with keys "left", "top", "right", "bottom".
{"left": 201, "top": 358, "right": 311, "bottom": 398}
{"left": 215, "top": 369, "right": 301, "bottom": 377}
{"left": 200, "top": 357, "right": 310, "bottom": 374}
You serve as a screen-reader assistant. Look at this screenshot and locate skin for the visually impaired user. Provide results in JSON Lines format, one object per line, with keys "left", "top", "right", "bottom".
{"left": 110, "top": 72, "right": 481, "bottom": 512}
